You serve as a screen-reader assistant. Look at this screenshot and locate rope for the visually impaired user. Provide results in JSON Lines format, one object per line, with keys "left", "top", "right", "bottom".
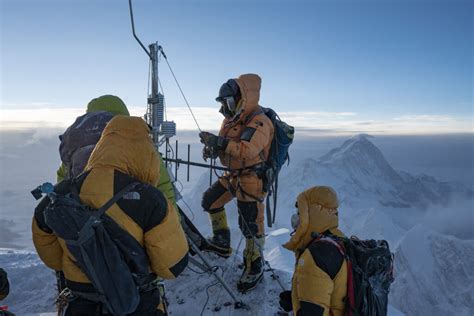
{"left": 179, "top": 196, "right": 195, "bottom": 221}
{"left": 159, "top": 46, "right": 202, "bottom": 132}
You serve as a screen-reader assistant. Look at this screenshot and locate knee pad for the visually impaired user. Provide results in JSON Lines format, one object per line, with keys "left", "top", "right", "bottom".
{"left": 201, "top": 181, "right": 228, "bottom": 213}
{"left": 237, "top": 201, "right": 259, "bottom": 238}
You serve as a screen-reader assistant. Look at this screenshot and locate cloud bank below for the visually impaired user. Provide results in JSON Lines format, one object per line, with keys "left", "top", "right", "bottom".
{"left": 0, "top": 106, "right": 472, "bottom": 135}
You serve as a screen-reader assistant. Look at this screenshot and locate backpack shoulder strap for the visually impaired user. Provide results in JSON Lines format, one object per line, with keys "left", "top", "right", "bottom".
{"left": 310, "top": 234, "right": 346, "bottom": 257}
{"left": 97, "top": 182, "right": 140, "bottom": 217}
{"left": 244, "top": 107, "right": 265, "bottom": 125}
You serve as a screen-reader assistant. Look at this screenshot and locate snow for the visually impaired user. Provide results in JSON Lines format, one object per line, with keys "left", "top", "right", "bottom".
{"left": 165, "top": 252, "right": 292, "bottom": 315}
{"left": 1, "top": 133, "right": 473, "bottom": 315}
{"left": 391, "top": 225, "right": 474, "bottom": 315}
{"left": 0, "top": 249, "right": 56, "bottom": 315}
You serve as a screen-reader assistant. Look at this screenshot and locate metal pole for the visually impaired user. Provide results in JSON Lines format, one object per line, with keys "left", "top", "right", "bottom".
{"left": 128, "top": 0, "right": 151, "bottom": 58}
{"left": 165, "top": 138, "right": 169, "bottom": 168}
{"left": 187, "top": 238, "right": 243, "bottom": 307}
{"left": 175, "top": 140, "right": 179, "bottom": 182}
{"left": 163, "top": 157, "right": 231, "bottom": 172}
{"left": 187, "top": 144, "right": 190, "bottom": 182}
{"left": 149, "top": 43, "right": 159, "bottom": 99}
{"left": 209, "top": 159, "right": 213, "bottom": 186}
{"left": 148, "top": 43, "right": 161, "bottom": 146}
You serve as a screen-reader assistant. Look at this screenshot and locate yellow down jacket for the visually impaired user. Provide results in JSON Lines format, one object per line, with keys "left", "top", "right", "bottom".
{"left": 283, "top": 186, "right": 348, "bottom": 316}
{"left": 33, "top": 116, "right": 189, "bottom": 285}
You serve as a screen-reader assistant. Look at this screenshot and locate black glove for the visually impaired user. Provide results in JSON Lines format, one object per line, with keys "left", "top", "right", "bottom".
{"left": 199, "top": 132, "right": 228, "bottom": 156}
{"left": 279, "top": 290, "right": 292, "bottom": 312}
{"left": 202, "top": 146, "right": 218, "bottom": 160}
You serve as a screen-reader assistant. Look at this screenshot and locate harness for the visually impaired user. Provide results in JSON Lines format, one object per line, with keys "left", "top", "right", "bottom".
{"left": 57, "top": 278, "right": 162, "bottom": 315}
{"left": 219, "top": 107, "right": 270, "bottom": 202}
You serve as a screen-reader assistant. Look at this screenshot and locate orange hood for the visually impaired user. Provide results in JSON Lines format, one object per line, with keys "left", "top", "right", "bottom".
{"left": 86, "top": 116, "right": 160, "bottom": 186}
{"left": 234, "top": 73, "right": 261, "bottom": 119}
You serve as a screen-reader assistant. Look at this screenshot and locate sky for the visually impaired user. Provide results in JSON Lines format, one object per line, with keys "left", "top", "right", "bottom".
{"left": 0, "top": 0, "right": 472, "bottom": 134}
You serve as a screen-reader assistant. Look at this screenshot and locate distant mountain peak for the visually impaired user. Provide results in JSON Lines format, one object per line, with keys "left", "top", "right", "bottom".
{"left": 318, "top": 133, "right": 389, "bottom": 168}
{"left": 351, "top": 133, "right": 374, "bottom": 141}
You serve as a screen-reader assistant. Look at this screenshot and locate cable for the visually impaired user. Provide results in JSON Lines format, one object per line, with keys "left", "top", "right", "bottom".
{"left": 159, "top": 46, "right": 202, "bottom": 132}
{"left": 199, "top": 265, "right": 227, "bottom": 316}
{"left": 187, "top": 264, "right": 219, "bottom": 275}
{"left": 200, "top": 281, "right": 220, "bottom": 316}
{"left": 167, "top": 141, "right": 175, "bottom": 160}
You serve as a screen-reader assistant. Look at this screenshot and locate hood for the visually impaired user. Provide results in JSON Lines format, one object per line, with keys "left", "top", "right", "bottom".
{"left": 283, "top": 186, "right": 342, "bottom": 252}
{"left": 85, "top": 116, "right": 160, "bottom": 186}
{"left": 235, "top": 74, "right": 261, "bottom": 118}
{"left": 87, "top": 95, "right": 130, "bottom": 116}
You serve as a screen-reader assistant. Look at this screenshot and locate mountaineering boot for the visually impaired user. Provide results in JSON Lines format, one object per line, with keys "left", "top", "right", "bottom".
{"left": 206, "top": 229, "right": 232, "bottom": 258}
{"left": 204, "top": 209, "right": 232, "bottom": 258}
{"left": 237, "top": 236, "right": 265, "bottom": 292}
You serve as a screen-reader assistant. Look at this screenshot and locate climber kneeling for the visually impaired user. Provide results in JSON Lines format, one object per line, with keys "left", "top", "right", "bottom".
{"left": 279, "top": 186, "right": 347, "bottom": 315}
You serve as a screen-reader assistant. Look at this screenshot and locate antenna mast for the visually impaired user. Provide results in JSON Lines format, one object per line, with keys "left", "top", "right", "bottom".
{"left": 129, "top": 0, "right": 175, "bottom": 148}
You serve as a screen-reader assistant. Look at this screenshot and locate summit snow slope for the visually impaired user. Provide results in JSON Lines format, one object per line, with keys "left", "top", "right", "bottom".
{"left": 180, "top": 134, "right": 473, "bottom": 315}
{"left": 1, "top": 133, "right": 472, "bottom": 315}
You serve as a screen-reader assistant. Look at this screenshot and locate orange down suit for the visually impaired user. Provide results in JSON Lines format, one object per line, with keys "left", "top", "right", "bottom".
{"left": 201, "top": 74, "right": 274, "bottom": 237}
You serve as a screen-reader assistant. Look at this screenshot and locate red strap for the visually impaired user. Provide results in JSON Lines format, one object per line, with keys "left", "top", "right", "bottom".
{"left": 313, "top": 236, "right": 355, "bottom": 316}
{"left": 313, "top": 236, "right": 354, "bottom": 316}
{"left": 0, "top": 305, "right": 9, "bottom": 311}
{"left": 315, "top": 236, "right": 346, "bottom": 256}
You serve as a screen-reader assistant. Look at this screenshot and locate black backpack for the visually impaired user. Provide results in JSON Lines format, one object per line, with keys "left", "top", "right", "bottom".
{"left": 313, "top": 234, "right": 394, "bottom": 316}
{"left": 260, "top": 107, "right": 295, "bottom": 227}
{"left": 33, "top": 180, "right": 153, "bottom": 316}
{"left": 59, "top": 111, "right": 114, "bottom": 179}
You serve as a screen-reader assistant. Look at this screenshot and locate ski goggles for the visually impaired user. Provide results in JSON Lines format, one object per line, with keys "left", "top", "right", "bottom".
{"left": 219, "top": 96, "right": 237, "bottom": 113}
{"left": 291, "top": 213, "right": 300, "bottom": 230}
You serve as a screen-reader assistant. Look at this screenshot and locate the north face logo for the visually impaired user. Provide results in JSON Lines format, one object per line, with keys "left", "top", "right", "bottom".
{"left": 123, "top": 192, "right": 140, "bottom": 200}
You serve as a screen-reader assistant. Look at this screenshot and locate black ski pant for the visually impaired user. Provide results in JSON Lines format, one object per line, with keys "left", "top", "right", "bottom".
{"left": 201, "top": 177, "right": 265, "bottom": 238}
{"left": 65, "top": 288, "right": 165, "bottom": 316}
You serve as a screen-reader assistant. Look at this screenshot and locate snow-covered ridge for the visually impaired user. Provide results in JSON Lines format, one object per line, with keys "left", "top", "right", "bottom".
{"left": 0, "top": 249, "right": 56, "bottom": 315}
{"left": 391, "top": 225, "right": 474, "bottom": 315}
{"left": 283, "top": 134, "right": 472, "bottom": 211}
{"left": 1, "top": 134, "right": 471, "bottom": 315}
{"left": 181, "top": 134, "right": 473, "bottom": 315}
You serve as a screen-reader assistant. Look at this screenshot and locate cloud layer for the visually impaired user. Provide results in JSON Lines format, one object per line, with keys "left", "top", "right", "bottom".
{"left": 0, "top": 106, "right": 472, "bottom": 135}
